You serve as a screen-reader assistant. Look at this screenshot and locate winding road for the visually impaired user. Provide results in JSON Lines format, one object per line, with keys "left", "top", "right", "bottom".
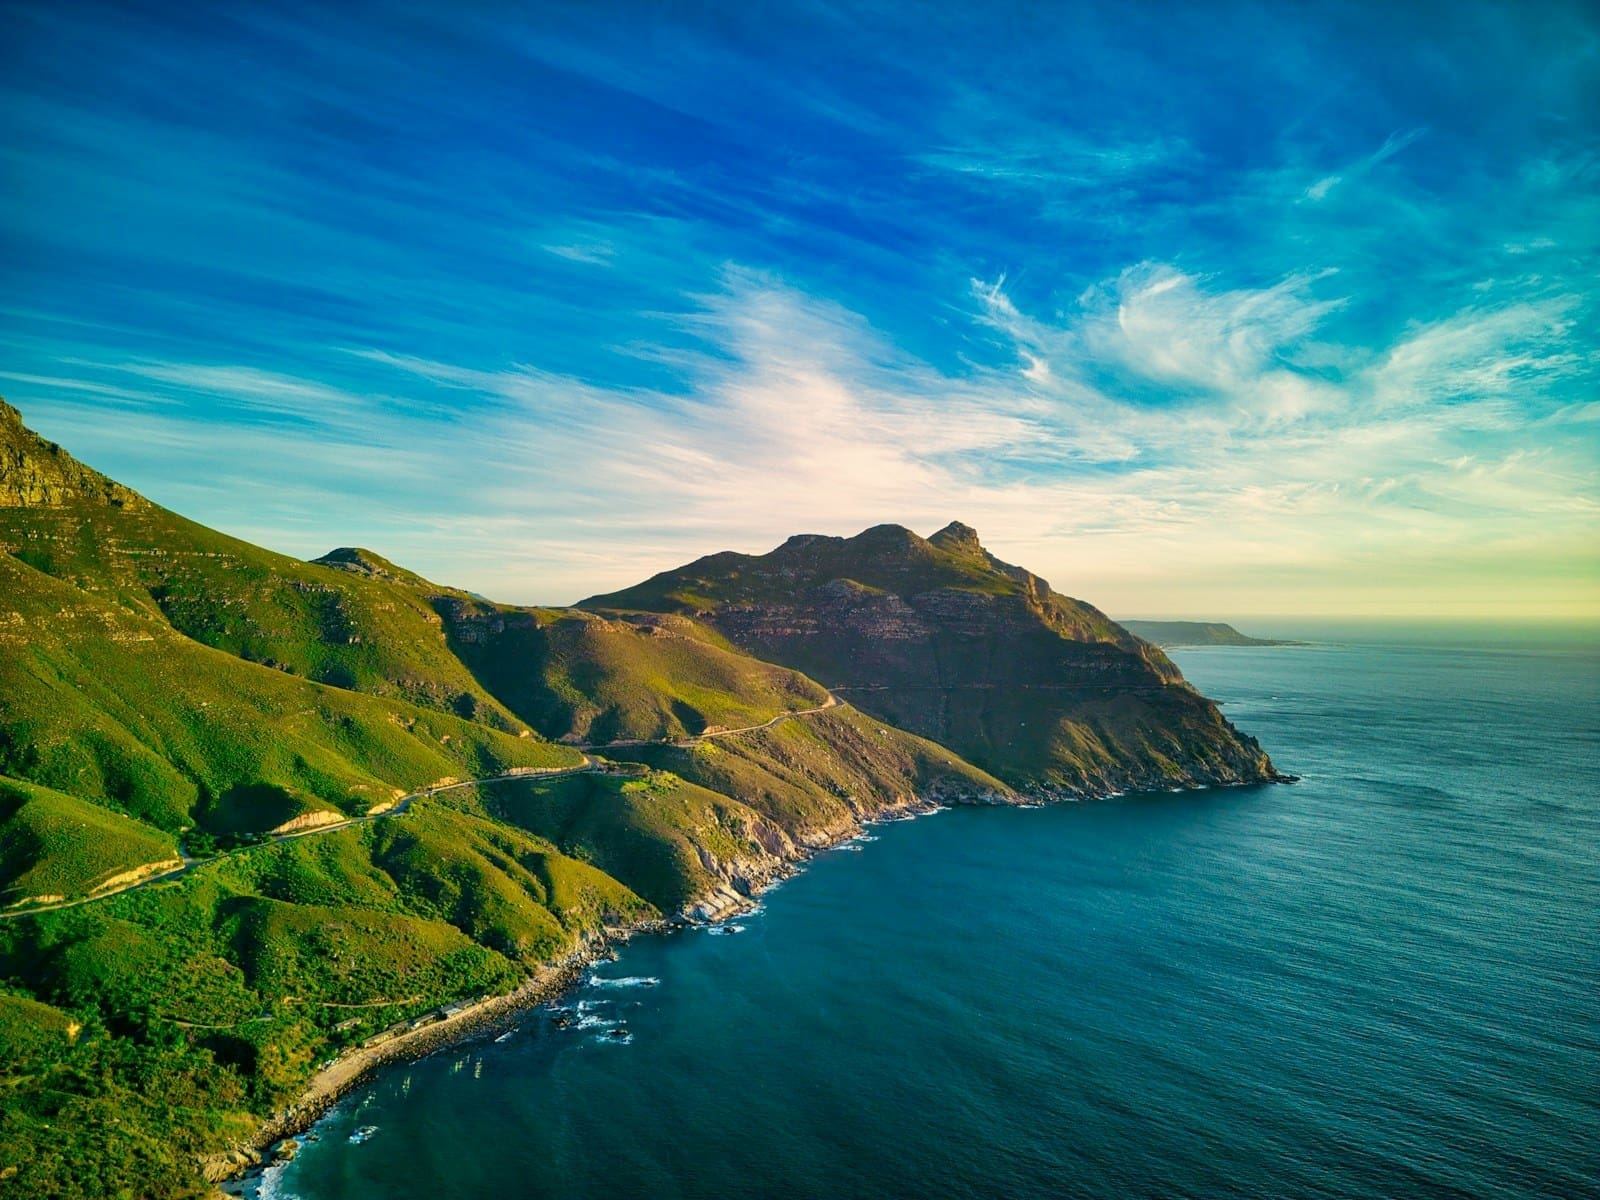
{"left": 1, "top": 693, "right": 841, "bottom": 920}
{"left": 575, "top": 689, "right": 839, "bottom": 750}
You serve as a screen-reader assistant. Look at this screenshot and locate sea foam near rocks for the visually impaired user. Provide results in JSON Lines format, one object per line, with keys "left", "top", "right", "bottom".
{"left": 586, "top": 974, "right": 660, "bottom": 988}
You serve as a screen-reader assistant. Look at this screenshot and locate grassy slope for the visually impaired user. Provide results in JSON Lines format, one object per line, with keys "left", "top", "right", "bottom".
{"left": 0, "top": 986, "right": 252, "bottom": 1200}
{"left": 474, "top": 769, "right": 775, "bottom": 913}
{"left": 605, "top": 705, "right": 1012, "bottom": 841}
{"left": 463, "top": 705, "right": 1009, "bottom": 914}
{"left": 0, "top": 407, "right": 527, "bottom": 733}
{"left": 0, "top": 552, "right": 579, "bottom": 843}
{"left": 0, "top": 801, "right": 651, "bottom": 1199}
{"left": 0, "top": 777, "right": 180, "bottom": 905}
{"left": 435, "top": 602, "right": 829, "bottom": 743}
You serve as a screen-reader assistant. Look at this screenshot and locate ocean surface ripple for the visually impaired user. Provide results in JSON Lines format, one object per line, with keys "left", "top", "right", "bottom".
{"left": 277, "top": 631, "right": 1600, "bottom": 1200}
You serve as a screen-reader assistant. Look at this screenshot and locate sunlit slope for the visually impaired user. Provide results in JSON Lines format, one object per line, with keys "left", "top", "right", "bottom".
{"left": 603, "top": 704, "right": 1012, "bottom": 841}
{"left": 0, "top": 552, "right": 579, "bottom": 847}
{"left": 429, "top": 600, "right": 830, "bottom": 743}
{"left": 475, "top": 768, "right": 786, "bottom": 914}
{"left": 471, "top": 703, "right": 1009, "bottom": 913}
{"left": 0, "top": 777, "right": 181, "bottom": 906}
{"left": 0, "top": 402, "right": 527, "bottom": 731}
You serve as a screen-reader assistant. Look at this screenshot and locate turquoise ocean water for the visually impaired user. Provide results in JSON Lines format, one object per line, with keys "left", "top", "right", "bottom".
{"left": 276, "top": 629, "right": 1599, "bottom": 1199}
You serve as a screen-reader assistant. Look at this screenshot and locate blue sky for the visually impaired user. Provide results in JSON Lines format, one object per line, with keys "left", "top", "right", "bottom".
{"left": 3, "top": 0, "right": 1596, "bottom": 616}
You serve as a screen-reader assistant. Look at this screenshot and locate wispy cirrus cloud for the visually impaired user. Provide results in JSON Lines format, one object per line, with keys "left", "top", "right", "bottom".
{"left": 1303, "top": 127, "right": 1427, "bottom": 202}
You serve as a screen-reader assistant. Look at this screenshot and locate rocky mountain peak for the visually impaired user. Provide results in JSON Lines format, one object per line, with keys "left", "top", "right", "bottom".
{"left": 316, "top": 547, "right": 393, "bottom": 576}
{"left": 929, "top": 521, "right": 983, "bottom": 552}
{"left": 846, "top": 523, "right": 932, "bottom": 558}
{"left": 0, "top": 401, "right": 143, "bottom": 509}
{"left": 313, "top": 546, "right": 444, "bottom": 592}
{"left": 780, "top": 533, "right": 832, "bottom": 552}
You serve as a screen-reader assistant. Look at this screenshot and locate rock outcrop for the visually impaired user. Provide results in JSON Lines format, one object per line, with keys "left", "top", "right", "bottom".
{"left": 0, "top": 400, "right": 143, "bottom": 509}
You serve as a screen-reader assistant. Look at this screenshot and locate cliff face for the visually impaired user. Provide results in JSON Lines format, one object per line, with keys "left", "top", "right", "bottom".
{"left": 583, "top": 522, "right": 1283, "bottom": 793}
{"left": 0, "top": 400, "right": 142, "bottom": 509}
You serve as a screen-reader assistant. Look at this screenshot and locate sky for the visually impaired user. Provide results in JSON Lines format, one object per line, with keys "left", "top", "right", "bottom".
{"left": 2, "top": 0, "right": 1596, "bottom": 618}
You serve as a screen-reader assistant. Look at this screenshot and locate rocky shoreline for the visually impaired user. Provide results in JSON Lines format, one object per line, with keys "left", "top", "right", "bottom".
{"left": 209, "top": 775, "right": 1290, "bottom": 1195}
{"left": 207, "top": 926, "right": 664, "bottom": 1196}
{"left": 206, "top": 791, "right": 965, "bottom": 1195}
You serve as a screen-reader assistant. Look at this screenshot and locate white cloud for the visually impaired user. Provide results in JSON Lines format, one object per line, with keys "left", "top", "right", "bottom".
{"left": 1371, "top": 297, "right": 1587, "bottom": 409}
{"left": 16, "top": 262, "right": 1596, "bottom": 617}
{"left": 1302, "top": 127, "right": 1426, "bottom": 204}
{"left": 1369, "top": 127, "right": 1427, "bottom": 166}
{"left": 1305, "top": 174, "right": 1341, "bottom": 201}
{"left": 541, "top": 242, "right": 616, "bottom": 265}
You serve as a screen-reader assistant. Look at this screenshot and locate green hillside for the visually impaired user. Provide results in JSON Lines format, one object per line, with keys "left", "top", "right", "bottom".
{"left": 476, "top": 769, "right": 781, "bottom": 915}
{"left": 0, "top": 801, "right": 650, "bottom": 1198}
{"left": 0, "top": 402, "right": 528, "bottom": 733}
{"left": 0, "top": 777, "right": 181, "bottom": 906}
{"left": 433, "top": 602, "right": 830, "bottom": 743}
{"left": 0, "top": 551, "right": 579, "bottom": 846}
{"left": 474, "top": 704, "right": 1010, "bottom": 915}
{"left": 603, "top": 705, "right": 1013, "bottom": 846}
{"left": 311, "top": 546, "right": 834, "bottom": 744}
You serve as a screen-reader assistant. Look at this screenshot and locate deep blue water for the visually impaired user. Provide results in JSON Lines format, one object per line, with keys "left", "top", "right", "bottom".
{"left": 276, "top": 632, "right": 1600, "bottom": 1199}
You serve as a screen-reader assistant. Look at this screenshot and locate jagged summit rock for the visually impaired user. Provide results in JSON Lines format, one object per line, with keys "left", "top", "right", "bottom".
{"left": 929, "top": 520, "right": 983, "bottom": 552}
{"left": 313, "top": 546, "right": 439, "bottom": 589}
{"left": 0, "top": 395, "right": 143, "bottom": 509}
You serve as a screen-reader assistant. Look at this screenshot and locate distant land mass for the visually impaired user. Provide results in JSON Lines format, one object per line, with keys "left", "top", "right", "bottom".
{"left": 0, "top": 399, "right": 1284, "bottom": 1198}
{"left": 1120, "top": 620, "right": 1300, "bottom": 647}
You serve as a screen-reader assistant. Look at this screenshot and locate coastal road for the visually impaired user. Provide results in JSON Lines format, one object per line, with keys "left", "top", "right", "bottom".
{"left": 0, "top": 757, "right": 602, "bottom": 920}
{"left": 1, "top": 693, "right": 843, "bottom": 919}
{"left": 574, "top": 689, "right": 839, "bottom": 751}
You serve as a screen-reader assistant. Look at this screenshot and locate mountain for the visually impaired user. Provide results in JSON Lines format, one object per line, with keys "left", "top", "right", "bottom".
{"left": 582, "top": 521, "right": 1283, "bottom": 794}
{"left": 0, "top": 400, "right": 1012, "bottom": 1198}
{"left": 0, "top": 402, "right": 1284, "bottom": 1197}
{"left": 1120, "top": 620, "right": 1296, "bottom": 647}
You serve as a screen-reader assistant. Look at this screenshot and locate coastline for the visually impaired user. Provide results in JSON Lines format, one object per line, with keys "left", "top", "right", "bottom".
{"left": 207, "top": 792, "right": 955, "bottom": 1194}
{"left": 206, "top": 926, "right": 662, "bottom": 1194}
{"left": 210, "top": 773, "right": 1285, "bottom": 1194}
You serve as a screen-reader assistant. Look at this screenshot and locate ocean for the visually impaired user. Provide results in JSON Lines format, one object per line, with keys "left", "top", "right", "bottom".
{"left": 274, "top": 628, "right": 1600, "bottom": 1199}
